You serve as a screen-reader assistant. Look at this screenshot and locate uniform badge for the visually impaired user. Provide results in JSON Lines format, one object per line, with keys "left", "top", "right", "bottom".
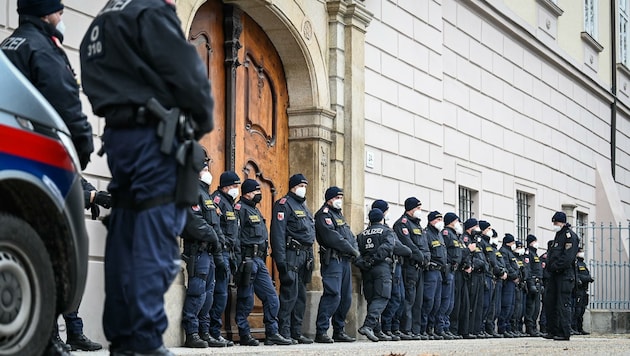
{"left": 213, "top": 195, "right": 221, "bottom": 204}
{"left": 486, "top": 246, "right": 493, "bottom": 252}
{"left": 463, "top": 236, "right": 468, "bottom": 243}
{"left": 402, "top": 217, "right": 407, "bottom": 223}
{"left": 235, "top": 203, "right": 241, "bottom": 210}
{"left": 524, "top": 257, "right": 530, "bottom": 263}
{"left": 277, "top": 212, "right": 285, "bottom": 221}
{"left": 412, "top": 228, "right": 421, "bottom": 235}
{"left": 279, "top": 197, "right": 287, "bottom": 204}
{"left": 402, "top": 228, "right": 409, "bottom": 235}
{"left": 443, "top": 230, "right": 449, "bottom": 236}
{"left": 566, "top": 232, "right": 571, "bottom": 238}
{"left": 325, "top": 218, "right": 333, "bottom": 225}
{"left": 323, "top": 207, "right": 329, "bottom": 213}
{"left": 192, "top": 204, "right": 200, "bottom": 212}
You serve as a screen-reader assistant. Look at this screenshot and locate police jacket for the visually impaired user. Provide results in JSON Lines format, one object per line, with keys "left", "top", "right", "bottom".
{"left": 470, "top": 242, "right": 489, "bottom": 274}
{"left": 443, "top": 227, "right": 463, "bottom": 269}
{"left": 547, "top": 225, "right": 580, "bottom": 274}
{"left": 2, "top": 15, "right": 93, "bottom": 168}
{"left": 516, "top": 252, "right": 530, "bottom": 286}
{"left": 235, "top": 197, "right": 268, "bottom": 249}
{"left": 541, "top": 250, "right": 550, "bottom": 281}
{"left": 270, "top": 192, "right": 315, "bottom": 264}
{"left": 393, "top": 214, "right": 429, "bottom": 266}
{"left": 314, "top": 204, "right": 358, "bottom": 256}
{"left": 211, "top": 190, "right": 240, "bottom": 255}
{"left": 526, "top": 247, "right": 543, "bottom": 281}
{"left": 423, "top": 224, "right": 447, "bottom": 267}
{"left": 181, "top": 181, "right": 220, "bottom": 250}
{"left": 79, "top": 0, "right": 213, "bottom": 138}
{"left": 356, "top": 223, "right": 396, "bottom": 266}
{"left": 479, "top": 238, "right": 502, "bottom": 278}
{"left": 492, "top": 243, "right": 508, "bottom": 278}
{"left": 499, "top": 246, "right": 520, "bottom": 281}
{"left": 576, "top": 258, "right": 594, "bottom": 290}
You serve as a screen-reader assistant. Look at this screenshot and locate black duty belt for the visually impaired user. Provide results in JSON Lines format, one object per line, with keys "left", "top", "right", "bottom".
{"left": 103, "top": 104, "right": 157, "bottom": 128}
{"left": 331, "top": 249, "right": 353, "bottom": 260}
{"left": 428, "top": 263, "right": 443, "bottom": 271}
{"left": 242, "top": 244, "right": 266, "bottom": 258}
{"left": 287, "top": 238, "right": 312, "bottom": 251}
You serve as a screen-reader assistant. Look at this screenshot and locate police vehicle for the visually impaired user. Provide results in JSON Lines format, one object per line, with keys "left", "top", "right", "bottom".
{"left": 0, "top": 50, "right": 88, "bottom": 356}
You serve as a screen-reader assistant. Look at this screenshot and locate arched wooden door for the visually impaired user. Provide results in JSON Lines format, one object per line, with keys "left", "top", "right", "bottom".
{"left": 190, "top": 0, "right": 289, "bottom": 340}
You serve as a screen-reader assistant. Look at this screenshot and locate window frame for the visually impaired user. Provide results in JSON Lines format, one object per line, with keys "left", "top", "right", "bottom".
{"left": 584, "top": 0, "right": 598, "bottom": 39}
{"left": 516, "top": 191, "right": 532, "bottom": 242}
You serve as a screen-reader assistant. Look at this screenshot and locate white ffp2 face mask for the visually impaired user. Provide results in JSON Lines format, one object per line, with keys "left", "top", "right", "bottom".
{"left": 56, "top": 20, "right": 66, "bottom": 35}
{"left": 332, "top": 199, "right": 343, "bottom": 210}
{"left": 295, "top": 186, "right": 306, "bottom": 198}
{"left": 413, "top": 210, "right": 423, "bottom": 220}
{"left": 552, "top": 224, "right": 562, "bottom": 232}
{"left": 434, "top": 221, "right": 445, "bottom": 231}
{"left": 200, "top": 171, "right": 212, "bottom": 186}
{"left": 227, "top": 187, "right": 239, "bottom": 199}
{"left": 454, "top": 222, "right": 463, "bottom": 235}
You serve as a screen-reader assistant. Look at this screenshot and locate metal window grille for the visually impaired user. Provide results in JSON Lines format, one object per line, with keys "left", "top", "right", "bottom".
{"left": 621, "top": 0, "right": 630, "bottom": 65}
{"left": 584, "top": 0, "right": 598, "bottom": 38}
{"left": 516, "top": 191, "right": 531, "bottom": 241}
{"left": 458, "top": 186, "right": 474, "bottom": 221}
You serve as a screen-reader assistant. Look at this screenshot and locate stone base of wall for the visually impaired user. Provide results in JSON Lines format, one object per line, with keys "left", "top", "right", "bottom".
{"left": 587, "top": 310, "right": 630, "bottom": 334}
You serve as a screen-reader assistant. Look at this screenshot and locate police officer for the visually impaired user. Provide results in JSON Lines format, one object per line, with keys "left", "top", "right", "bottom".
{"left": 488, "top": 229, "right": 508, "bottom": 336}
{"left": 392, "top": 197, "right": 430, "bottom": 340}
{"left": 372, "top": 200, "right": 412, "bottom": 342}
{"left": 463, "top": 219, "right": 489, "bottom": 338}
{"left": 498, "top": 234, "right": 520, "bottom": 338}
{"left": 572, "top": 247, "right": 594, "bottom": 335}
{"left": 314, "top": 186, "right": 360, "bottom": 343}
{"left": 512, "top": 240, "right": 530, "bottom": 336}
{"left": 543, "top": 212, "right": 580, "bottom": 341}
{"left": 437, "top": 212, "right": 463, "bottom": 339}
{"left": 80, "top": 1, "right": 214, "bottom": 354}
{"left": 421, "top": 211, "right": 447, "bottom": 339}
{"left": 270, "top": 174, "right": 315, "bottom": 344}
{"left": 2, "top": 0, "right": 94, "bottom": 170}
{"left": 355, "top": 209, "right": 396, "bottom": 342}
{"left": 208, "top": 171, "right": 241, "bottom": 346}
{"left": 478, "top": 222, "right": 506, "bottom": 338}
{"left": 234, "top": 179, "right": 292, "bottom": 346}
{"left": 450, "top": 218, "right": 473, "bottom": 339}
{"left": 181, "top": 161, "right": 226, "bottom": 348}
{"left": 525, "top": 234, "right": 543, "bottom": 337}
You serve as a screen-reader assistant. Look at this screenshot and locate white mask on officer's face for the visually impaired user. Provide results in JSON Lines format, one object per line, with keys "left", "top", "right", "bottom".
{"left": 552, "top": 224, "right": 562, "bottom": 232}
{"left": 413, "top": 210, "right": 423, "bottom": 220}
{"left": 577, "top": 252, "right": 585, "bottom": 259}
{"left": 200, "top": 171, "right": 212, "bottom": 186}
{"left": 434, "top": 221, "right": 445, "bottom": 231}
{"left": 532, "top": 242, "right": 539, "bottom": 249}
{"left": 454, "top": 222, "right": 463, "bottom": 235}
{"left": 227, "top": 187, "right": 239, "bottom": 199}
{"left": 332, "top": 198, "right": 343, "bottom": 210}
{"left": 485, "top": 230, "right": 493, "bottom": 238}
{"left": 56, "top": 20, "right": 66, "bottom": 35}
{"left": 295, "top": 186, "right": 307, "bottom": 198}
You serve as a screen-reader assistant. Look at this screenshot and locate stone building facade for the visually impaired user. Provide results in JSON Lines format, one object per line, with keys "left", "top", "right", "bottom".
{"left": 1, "top": 0, "right": 628, "bottom": 346}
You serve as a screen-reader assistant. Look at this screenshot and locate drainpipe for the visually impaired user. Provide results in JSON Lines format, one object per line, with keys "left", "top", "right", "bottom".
{"left": 611, "top": 0, "right": 617, "bottom": 179}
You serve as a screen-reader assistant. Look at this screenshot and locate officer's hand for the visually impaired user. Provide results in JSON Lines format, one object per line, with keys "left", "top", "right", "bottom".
{"left": 353, "top": 256, "right": 371, "bottom": 271}
{"left": 94, "top": 191, "right": 112, "bottom": 208}
{"left": 276, "top": 262, "right": 288, "bottom": 275}
{"left": 465, "top": 266, "right": 472, "bottom": 273}
{"left": 352, "top": 249, "right": 361, "bottom": 258}
{"left": 214, "top": 255, "right": 228, "bottom": 279}
{"left": 79, "top": 150, "right": 91, "bottom": 170}
{"left": 90, "top": 203, "right": 100, "bottom": 220}
{"left": 501, "top": 272, "right": 507, "bottom": 280}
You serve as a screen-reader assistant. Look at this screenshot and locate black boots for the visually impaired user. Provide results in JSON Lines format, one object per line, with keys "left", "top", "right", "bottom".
{"left": 66, "top": 333, "right": 103, "bottom": 351}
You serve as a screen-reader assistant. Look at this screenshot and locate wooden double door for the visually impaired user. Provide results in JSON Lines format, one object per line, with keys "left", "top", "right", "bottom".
{"left": 189, "top": 0, "right": 289, "bottom": 339}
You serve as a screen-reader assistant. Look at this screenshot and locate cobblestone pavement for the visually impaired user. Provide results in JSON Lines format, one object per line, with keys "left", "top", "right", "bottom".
{"left": 75, "top": 334, "right": 630, "bottom": 356}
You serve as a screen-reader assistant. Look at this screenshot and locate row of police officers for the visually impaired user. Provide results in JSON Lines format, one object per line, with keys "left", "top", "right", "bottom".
{"left": 179, "top": 160, "right": 589, "bottom": 347}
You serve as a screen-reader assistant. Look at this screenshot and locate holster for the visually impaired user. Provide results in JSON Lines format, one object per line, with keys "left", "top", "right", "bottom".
{"left": 236, "top": 258, "right": 254, "bottom": 287}
{"left": 319, "top": 246, "right": 331, "bottom": 266}
{"left": 304, "top": 253, "right": 314, "bottom": 284}
{"left": 175, "top": 140, "right": 206, "bottom": 206}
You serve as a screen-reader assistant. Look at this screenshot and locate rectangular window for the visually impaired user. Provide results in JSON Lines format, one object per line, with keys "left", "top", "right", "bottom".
{"left": 516, "top": 191, "right": 532, "bottom": 241}
{"left": 458, "top": 186, "right": 476, "bottom": 222}
{"left": 621, "top": 0, "right": 630, "bottom": 65}
{"left": 584, "top": 0, "right": 598, "bottom": 38}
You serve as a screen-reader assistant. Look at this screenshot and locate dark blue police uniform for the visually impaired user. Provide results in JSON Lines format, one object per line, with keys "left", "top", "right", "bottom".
{"left": 314, "top": 188, "right": 359, "bottom": 342}
{"left": 498, "top": 240, "right": 519, "bottom": 335}
{"left": 80, "top": 0, "right": 214, "bottom": 353}
{"left": 270, "top": 182, "right": 315, "bottom": 342}
{"left": 421, "top": 221, "right": 447, "bottom": 336}
{"left": 438, "top": 225, "right": 461, "bottom": 336}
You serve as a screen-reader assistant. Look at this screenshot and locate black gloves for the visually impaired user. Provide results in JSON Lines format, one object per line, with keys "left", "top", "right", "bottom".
{"left": 90, "top": 203, "right": 100, "bottom": 220}
{"left": 354, "top": 256, "right": 372, "bottom": 271}
{"left": 94, "top": 191, "right": 111, "bottom": 208}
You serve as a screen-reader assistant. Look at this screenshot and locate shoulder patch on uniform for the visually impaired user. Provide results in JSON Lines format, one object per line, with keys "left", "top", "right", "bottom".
{"left": 402, "top": 227, "right": 409, "bottom": 235}
{"left": 524, "top": 257, "right": 530, "bottom": 264}
{"left": 323, "top": 207, "right": 329, "bottom": 213}
{"left": 235, "top": 203, "right": 241, "bottom": 210}
{"left": 277, "top": 212, "right": 284, "bottom": 221}
{"left": 192, "top": 204, "right": 200, "bottom": 212}
{"left": 213, "top": 195, "right": 221, "bottom": 204}
{"left": 402, "top": 217, "right": 408, "bottom": 223}
{"left": 566, "top": 232, "right": 571, "bottom": 238}
{"left": 463, "top": 236, "right": 469, "bottom": 243}
{"left": 443, "top": 230, "right": 449, "bottom": 236}
{"left": 325, "top": 218, "right": 333, "bottom": 225}
{"left": 485, "top": 246, "right": 493, "bottom": 252}
{"left": 279, "top": 197, "right": 287, "bottom": 205}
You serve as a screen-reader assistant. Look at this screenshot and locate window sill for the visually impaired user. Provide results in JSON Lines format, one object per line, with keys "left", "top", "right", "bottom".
{"left": 581, "top": 31, "right": 604, "bottom": 53}
{"left": 536, "top": 0, "right": 564, "bottom": 17}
